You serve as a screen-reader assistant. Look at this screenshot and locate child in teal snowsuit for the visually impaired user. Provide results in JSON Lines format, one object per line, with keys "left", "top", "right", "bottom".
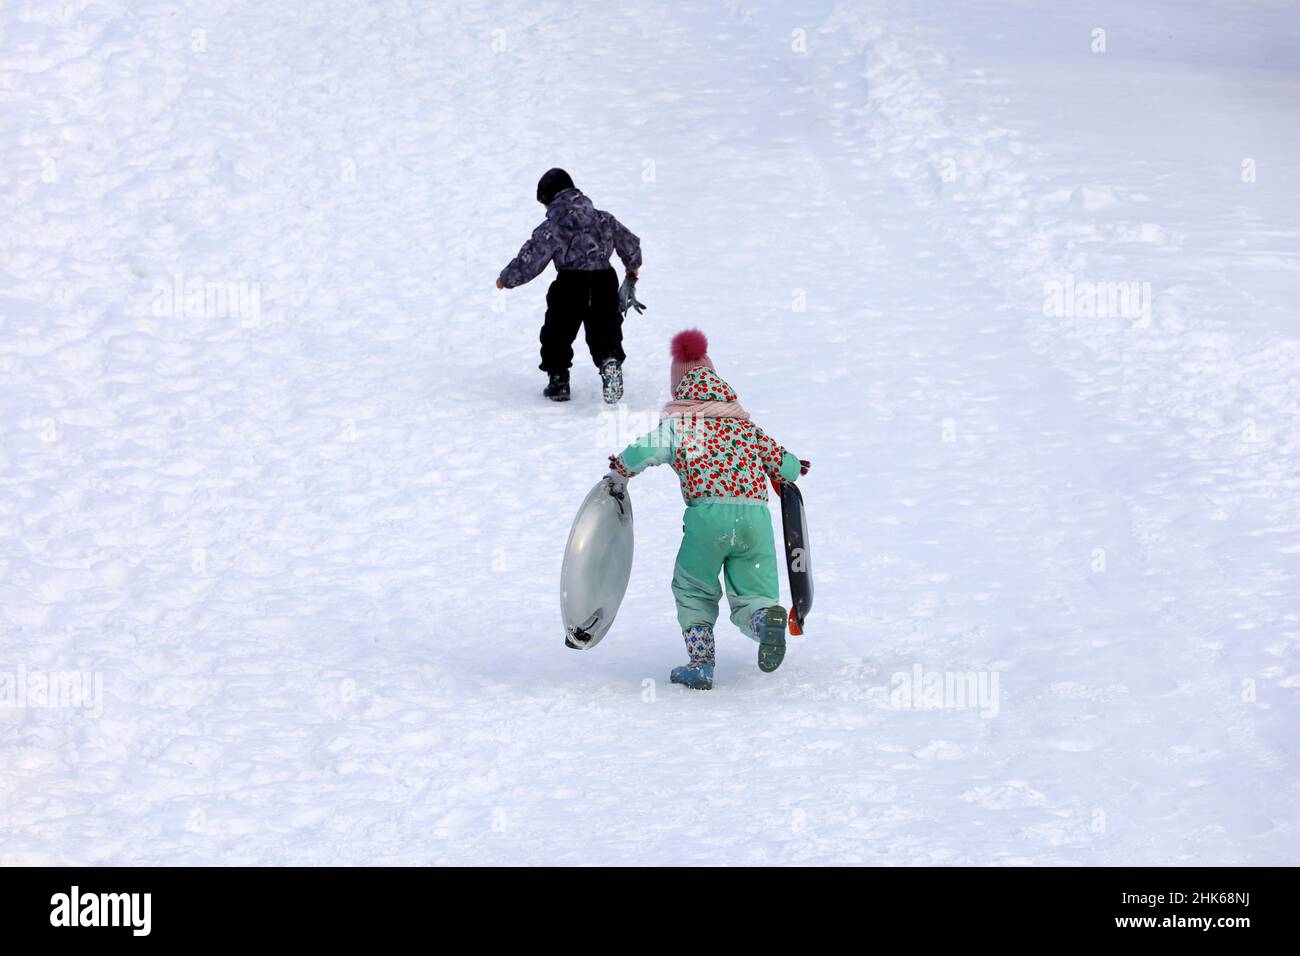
{"left": 608, "top": 329, "right": 809, "bottom": 690}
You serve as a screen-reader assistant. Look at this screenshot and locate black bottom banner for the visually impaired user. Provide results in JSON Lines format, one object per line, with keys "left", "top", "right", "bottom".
{"left": 0, "top": 866, "right": 1285, "bottom": 944}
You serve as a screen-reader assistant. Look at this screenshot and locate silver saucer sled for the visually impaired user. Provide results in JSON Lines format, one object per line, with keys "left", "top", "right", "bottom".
{"left": 560, "top": 477, "right": 634, "bottom": 649}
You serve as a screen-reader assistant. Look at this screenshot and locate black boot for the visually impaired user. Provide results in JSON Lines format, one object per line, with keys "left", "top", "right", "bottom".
{"left": 599, "top": 358, "right": 623, "bottom": 405}
{"left": 543, "top": 371, "right": 571, "bottom": 402}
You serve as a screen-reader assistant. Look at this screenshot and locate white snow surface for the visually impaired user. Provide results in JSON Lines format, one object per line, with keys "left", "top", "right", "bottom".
{"left": 2, "top": 0, "right": 1298, "bottom": 865}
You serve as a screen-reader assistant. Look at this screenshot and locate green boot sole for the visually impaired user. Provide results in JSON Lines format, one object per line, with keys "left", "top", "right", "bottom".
{"left": 757, "top": 606, "right": 788, "bottom": 673}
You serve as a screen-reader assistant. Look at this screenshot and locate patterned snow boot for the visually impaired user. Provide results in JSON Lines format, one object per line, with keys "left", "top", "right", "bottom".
{"left": 751, "top": 606, "right": 787, "bottom": 673}
{"left": 600, "top": 357, "right": 624, "bottom": 405}
{"left": 670, "top": 624, "right": 715, "bottom": 690}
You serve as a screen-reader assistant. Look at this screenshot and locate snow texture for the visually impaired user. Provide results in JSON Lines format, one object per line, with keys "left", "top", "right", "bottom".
{"left": 1, "top": 0, "right": 1298, "bottom": 864}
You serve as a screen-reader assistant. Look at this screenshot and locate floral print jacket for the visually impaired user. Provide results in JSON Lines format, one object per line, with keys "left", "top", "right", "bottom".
{"left": 613, "top": 366, "right": 801, "bottom": 503}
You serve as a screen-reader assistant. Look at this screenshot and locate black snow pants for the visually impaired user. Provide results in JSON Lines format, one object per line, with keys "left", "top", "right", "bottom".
{"left": 538, "top": 267, "right": 624, "bottom": 374}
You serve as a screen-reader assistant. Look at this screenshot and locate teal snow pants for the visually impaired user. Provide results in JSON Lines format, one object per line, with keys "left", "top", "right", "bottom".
{"left": 671, "top": 501, "right": 781, "bottom": 638}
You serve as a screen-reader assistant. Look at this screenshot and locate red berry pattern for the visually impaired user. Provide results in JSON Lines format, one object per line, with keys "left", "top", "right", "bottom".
{"left": 667, "top": 367, "right": 788, "bottom": 502}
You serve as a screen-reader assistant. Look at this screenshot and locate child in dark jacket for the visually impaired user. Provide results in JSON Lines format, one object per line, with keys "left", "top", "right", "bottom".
{"left": 607, "top": 330, "right": 810, "bottom": 690}
{"left": 496, "top": 168, "right": 642, "bottom": 404}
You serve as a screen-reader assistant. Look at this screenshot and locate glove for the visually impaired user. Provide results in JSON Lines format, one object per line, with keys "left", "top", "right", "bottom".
{"left": 618, "top": 274, "right": 647, "bottom": 316}
{"left": 799, "top": 459, "right": 811, "bottom": 476}
{"left": 606, "top": 455, "right": 629, "bottom": 493}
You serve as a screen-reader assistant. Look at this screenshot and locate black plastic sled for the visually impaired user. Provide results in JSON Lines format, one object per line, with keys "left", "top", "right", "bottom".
{"left": 777, "top": 480, "right": 813, "bottom": 634}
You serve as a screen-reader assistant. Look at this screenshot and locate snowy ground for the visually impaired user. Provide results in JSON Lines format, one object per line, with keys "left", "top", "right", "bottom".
{"left": 1, "top": 0, "right": 1298, "bottom": 865}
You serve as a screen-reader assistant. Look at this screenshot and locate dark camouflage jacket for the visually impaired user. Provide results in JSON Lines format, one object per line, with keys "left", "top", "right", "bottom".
{"left": 499, "top": 188, "right": 642, "bottom": 288}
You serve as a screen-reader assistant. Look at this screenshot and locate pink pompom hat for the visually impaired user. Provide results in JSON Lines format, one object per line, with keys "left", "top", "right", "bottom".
{"left": 669, "top": 328, "right": 716, "bottom": 391}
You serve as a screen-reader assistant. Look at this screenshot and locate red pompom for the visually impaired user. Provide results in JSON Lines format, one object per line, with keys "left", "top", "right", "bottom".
{"left": 670, "top": 329, "right": 709, "bottom": 363}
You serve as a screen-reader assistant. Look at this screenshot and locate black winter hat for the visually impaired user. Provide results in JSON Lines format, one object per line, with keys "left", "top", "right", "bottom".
{"left": 537, "top": 167, "right": 576, "bottom": 205}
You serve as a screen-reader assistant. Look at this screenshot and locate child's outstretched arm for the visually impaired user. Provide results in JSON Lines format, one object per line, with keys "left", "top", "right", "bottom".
{"left": 757, "top": 429, "right": 807, "bottom": 485}
{"left": 606, "top": 213, "right": 642, "bottom": 276}
{"left": 609, "top": 420, "right": 675, "bottom": 478}
{"left": 498, "top": 222, "right": 559, "bottom": 289}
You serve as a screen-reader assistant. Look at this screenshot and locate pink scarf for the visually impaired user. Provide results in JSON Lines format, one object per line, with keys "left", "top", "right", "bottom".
{"left": 660, "top": 398, "right": 750, "bottom": 422}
